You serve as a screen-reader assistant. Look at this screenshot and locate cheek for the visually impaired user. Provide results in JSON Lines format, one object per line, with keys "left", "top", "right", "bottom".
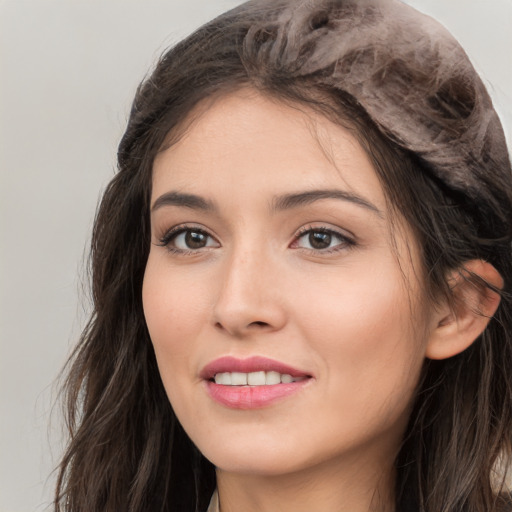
{"left": 142, "top": 256, "right": 211, "bottom": 389}
{"left": 296, "top": 261, "right": 415, "bottom": 345}
{"left": 296, "top": 262, "right": 426, "bottom": 417}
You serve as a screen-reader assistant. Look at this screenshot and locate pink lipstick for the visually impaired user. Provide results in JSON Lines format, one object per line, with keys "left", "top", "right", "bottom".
{"left": 201, "top": 356, "right": 312, "bottom": 409}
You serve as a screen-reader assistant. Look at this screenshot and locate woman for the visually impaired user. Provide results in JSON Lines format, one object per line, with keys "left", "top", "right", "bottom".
{"left": 54, "top": 0, "right": 512, "bottom": 511}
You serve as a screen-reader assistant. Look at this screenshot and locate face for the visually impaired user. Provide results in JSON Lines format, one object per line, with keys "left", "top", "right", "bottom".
{"left": 143, "top": 90, "right": 434, "bottom": 478}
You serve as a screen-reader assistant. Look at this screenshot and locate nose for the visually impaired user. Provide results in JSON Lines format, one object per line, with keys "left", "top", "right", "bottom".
{"left": 212, "top": 247, "right": 287, "bottom": 338}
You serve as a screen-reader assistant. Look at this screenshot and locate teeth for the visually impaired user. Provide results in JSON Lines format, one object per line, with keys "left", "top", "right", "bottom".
{"left": 247, "top": 371, "right": 265, "bottom": 385}
{"left": 265, "top": 371, "right": 281, "bottom": 385}
{"left": 231, "top": 372, "right": 247, "bottom": 385}
{"left": 213, "top": 371, "right": 304, "bottom": 386}
{"left": 215, "top": 372, "right": 232, "bottom": 385}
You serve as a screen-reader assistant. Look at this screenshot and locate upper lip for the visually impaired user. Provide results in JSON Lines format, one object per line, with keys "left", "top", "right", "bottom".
{"left": 200, "top": 356, "right": 311, "bottom": 380}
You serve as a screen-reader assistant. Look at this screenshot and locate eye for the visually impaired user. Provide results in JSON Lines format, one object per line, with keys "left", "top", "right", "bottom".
{"left": 159, "top": 226, "right": 220, "bottom": 252}
{"left": 292, "top": 227, "right": 354, "bottom": 252}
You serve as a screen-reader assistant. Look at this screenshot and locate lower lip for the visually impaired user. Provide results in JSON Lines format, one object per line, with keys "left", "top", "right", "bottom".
{"left": 205, "top": 380, "right": 310, "bottom": 409}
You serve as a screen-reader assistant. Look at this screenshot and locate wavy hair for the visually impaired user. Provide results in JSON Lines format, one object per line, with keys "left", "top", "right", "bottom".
{"left": 55, "top": 1, "right": 512, "bottom": 511}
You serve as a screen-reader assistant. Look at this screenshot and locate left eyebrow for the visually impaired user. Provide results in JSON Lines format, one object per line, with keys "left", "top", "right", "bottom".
{"left": 271, "top": 189, "right": 383, "bottom": 217}
{"left": 151, "top": 191, "right": 215, "bottom": 212}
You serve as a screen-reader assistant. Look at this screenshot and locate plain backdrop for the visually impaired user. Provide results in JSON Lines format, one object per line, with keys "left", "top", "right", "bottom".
{"left": 0, "top": 1, "right": 510, "bottom": 511}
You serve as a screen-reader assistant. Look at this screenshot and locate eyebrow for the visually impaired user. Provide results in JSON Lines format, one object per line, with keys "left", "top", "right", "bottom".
{"left": 151, "top": 188, "right": 383, "bottom": 217}
{"left": 151, "top": 191, "right": 214, "bottom": 212}
{"left": 271, "top": 189, "right": 383, "bottom": 217}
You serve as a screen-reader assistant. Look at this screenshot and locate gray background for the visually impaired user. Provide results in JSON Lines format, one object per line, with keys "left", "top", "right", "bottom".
{"left": 1, "top": 1, "right": 510, "bottom": 510}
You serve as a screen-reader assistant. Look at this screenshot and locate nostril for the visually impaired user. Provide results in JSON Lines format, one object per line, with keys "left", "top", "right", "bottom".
{"left": 214, "top": 320, "right": 271, "bottom": 334}
{"left": 249, "top": 321, "right": 270, "bottom": 328}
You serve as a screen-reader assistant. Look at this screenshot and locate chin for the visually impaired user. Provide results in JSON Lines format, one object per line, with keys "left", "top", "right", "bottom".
{"left": 197, "top": 432, "right": 312, "bottom": 476}
{"left": 210, "top": 452, "right": 306, "bottom": 477}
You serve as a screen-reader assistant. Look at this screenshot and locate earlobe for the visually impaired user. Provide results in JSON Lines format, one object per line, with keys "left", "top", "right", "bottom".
{"left": 425, "top": 260, "right": 503, "bottom": 360}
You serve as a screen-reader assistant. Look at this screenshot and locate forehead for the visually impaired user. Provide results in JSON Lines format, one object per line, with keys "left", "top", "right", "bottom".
{"left": 152, "top": 89, "right": 386, "bottom": 212}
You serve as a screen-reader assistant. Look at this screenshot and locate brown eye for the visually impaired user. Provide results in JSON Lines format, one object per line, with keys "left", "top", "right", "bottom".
{"left": 161, "top": 227, "right": 220, "bottom": 252}
{"left": 294, "top": 228, "right": 354, "bottom": 253}
{"left": 184, "top": 230, "right": 209, "bottom": 249}
{"left": 309, "top": 231, "right": 331, "bottom": 249}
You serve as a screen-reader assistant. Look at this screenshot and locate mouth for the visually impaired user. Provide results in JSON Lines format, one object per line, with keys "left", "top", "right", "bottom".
{"left": 212, "top": 370, "right": 307, "bottom": 386}
{"left": 200, "top": 356, "right": 312, "bottom": 409}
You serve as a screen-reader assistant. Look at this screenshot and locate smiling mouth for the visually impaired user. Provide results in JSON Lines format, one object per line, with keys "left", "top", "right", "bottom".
{"left": 201, "top": 356, "right": 312, "bottom": 408}
{"left": 201, "top": 355, "right": 312, "bottom": 383}
{"left": 212, "top": 371, "right": 308, "bottom": 386}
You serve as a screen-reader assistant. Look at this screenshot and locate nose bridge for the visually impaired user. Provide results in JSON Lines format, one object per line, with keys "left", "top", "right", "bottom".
{"left": 213, "top": 239, "right": 286, "bottom": 336}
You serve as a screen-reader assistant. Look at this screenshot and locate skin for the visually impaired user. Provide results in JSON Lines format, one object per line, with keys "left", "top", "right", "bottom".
{"left": 142, "top": 89, "right": 447, "bottom": 512}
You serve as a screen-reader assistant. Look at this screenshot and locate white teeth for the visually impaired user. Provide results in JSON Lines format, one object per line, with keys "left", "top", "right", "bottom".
{"left": 247, "top": 371, "right": 266, "bottom": 385}
{"left": 213, "top": 371, "right": 305, "bottom": 386}
{"left": 265, "top": 371, "right": 281, "bottom": 385}
{"left": 231, "top": 372, "right": 248, "bottom": 385}
{"left": 215, "top": 372, "right": 232, "bottom": 385}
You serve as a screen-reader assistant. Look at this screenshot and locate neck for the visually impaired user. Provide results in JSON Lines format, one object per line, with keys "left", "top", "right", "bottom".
{"left": 215, "top": 449, "right": 396, "bottom": 512}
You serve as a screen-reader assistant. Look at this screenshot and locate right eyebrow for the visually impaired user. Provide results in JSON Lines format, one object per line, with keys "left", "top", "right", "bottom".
{"left": 271, "top": 189, "right": 383, "bottom": 218}
{"left": 151, "top": 191, "right": 215, "bottom": 212}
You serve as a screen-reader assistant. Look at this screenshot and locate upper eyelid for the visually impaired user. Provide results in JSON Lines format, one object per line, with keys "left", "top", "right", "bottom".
{"left": 161, "top": 223, "right": 213, "bottom": 236}
{"left": 294, "top": 224, "right": 355, "bottom": 240}
{"left": 158, "top": 224, "right": 218, "bottom": 244}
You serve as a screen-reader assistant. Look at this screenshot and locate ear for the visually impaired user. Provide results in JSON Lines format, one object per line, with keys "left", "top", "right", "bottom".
{"left": 425, "top": 260, "right": 503, "bottom": 360}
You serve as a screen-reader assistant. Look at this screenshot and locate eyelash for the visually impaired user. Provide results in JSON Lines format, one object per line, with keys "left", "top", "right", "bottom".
{"left": 156, "top": 224, "right": 356, "bottom": 255}
{"left": 157, "top": 224, "right": 218, "bottom": 255}
{"left": 292, "top": 225, "right": 356, "bottom": 254}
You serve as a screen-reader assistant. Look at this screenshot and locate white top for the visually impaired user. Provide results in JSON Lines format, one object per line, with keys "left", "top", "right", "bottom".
{"left": 206, "top": 490, "right": 220, "bottom": 512}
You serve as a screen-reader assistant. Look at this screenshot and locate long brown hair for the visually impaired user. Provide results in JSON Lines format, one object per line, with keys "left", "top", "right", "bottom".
{"left": 55, "top": 1, "right": 512, "bottom": 511}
